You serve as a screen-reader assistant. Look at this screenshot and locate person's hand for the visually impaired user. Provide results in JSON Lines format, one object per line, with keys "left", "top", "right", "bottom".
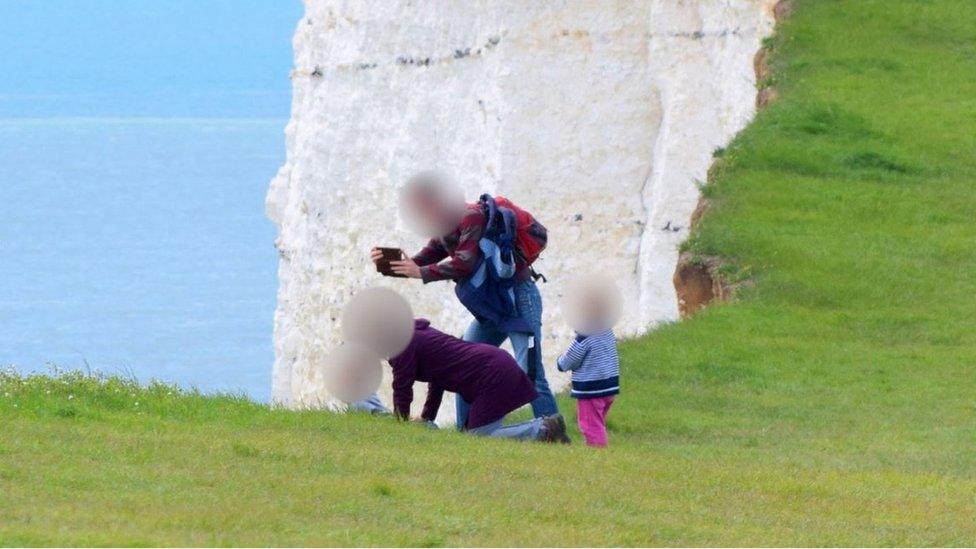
{"left": 390, "top": 258, "right": 421, "bottom": 279}
{"left": 369, "top": 247, "right": 383, "bottom": 265}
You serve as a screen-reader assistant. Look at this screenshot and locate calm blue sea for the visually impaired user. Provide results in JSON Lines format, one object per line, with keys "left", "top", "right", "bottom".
{"left": 0, "top": 116, "right": 285, "bottom": 401}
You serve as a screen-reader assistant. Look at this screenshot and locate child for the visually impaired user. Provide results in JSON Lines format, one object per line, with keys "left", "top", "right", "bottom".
{"left": 556, "top": 328, "right": 620, "bottom": 447}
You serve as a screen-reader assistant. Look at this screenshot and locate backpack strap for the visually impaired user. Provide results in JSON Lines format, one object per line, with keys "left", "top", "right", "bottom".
{"left": 480, "top": 193, "right": 547, "bottom": 283}
{"left": 511, "top": 246, "right": 547, "bottom": 283}
{"left": 478, "top": 194, "right": 499, "bottom": 238}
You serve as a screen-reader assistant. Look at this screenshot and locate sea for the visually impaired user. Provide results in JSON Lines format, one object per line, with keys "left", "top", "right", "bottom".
{"left": 0, "top": 112, "right": 286, "bottom": 401}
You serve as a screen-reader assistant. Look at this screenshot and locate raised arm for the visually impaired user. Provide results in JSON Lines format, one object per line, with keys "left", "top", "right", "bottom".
{"left": 418, "top": 209, "right": 485, "bottom": 283}
{"left": 412, "top": 238, "right": 449, "bottom": 267}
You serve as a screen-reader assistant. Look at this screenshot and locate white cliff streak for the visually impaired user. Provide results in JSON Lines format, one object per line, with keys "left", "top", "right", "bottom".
{"left": 267, "top": 1, "right": 776, "bottom": 414}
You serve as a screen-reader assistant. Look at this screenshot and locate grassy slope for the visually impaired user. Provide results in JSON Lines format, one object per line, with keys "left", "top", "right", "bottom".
{"left": 2, "top": 1, "right": 975, "bottom": 545}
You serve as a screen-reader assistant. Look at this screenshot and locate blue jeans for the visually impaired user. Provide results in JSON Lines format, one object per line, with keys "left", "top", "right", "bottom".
{"left": 468, "top": 416, "right": 543, "bottom": 441}
{"left": 348, "top": 394, "right": 391, "bottom": 415}
{"left": 456, "top": 279, "right": 559, "bottom": 429}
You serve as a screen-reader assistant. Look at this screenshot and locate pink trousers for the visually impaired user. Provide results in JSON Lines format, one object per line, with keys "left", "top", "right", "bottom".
{"left": 577, "top": 396, "right": 615, "bottom": 447}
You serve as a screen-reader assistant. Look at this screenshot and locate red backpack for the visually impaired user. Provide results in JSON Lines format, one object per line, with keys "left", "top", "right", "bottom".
{"left": 488, "top": 196, "right": 548, "bottom": 278}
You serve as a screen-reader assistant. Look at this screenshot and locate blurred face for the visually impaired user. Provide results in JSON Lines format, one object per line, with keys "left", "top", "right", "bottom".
{"left": 410, "top": 188, "right": 448, "bottom": 225}
{"left": 561, "top": 274, "right": 623, "bottom": 335}
{"left": 399, "top": 171, "right": 465, "bottom": 237}
{"left": 583, "top": 294, "right": 609, "bottom": 324}
{"left": 341, "top": 286, "right": 414, "bottom": 359}
{"left": 322, "top": 342, "right": 382, "bottom": 404}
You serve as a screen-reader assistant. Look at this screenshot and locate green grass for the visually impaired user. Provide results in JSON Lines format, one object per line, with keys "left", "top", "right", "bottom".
{"left": 3, "top": 0, "right": 976, "bottom": 545}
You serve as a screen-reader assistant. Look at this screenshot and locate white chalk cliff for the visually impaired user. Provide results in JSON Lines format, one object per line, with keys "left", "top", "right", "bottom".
{"left": 267, "top": 0, "right": 777, "bottom": 413}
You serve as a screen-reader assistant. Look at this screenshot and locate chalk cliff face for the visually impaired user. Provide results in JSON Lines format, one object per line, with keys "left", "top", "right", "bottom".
{"left": 267, "top": 1, "right": 776, "bottom": 412}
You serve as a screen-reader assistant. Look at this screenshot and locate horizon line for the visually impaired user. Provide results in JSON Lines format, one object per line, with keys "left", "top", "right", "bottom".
{"left": 0, "top": 116, "right": 289, "bottom": 125}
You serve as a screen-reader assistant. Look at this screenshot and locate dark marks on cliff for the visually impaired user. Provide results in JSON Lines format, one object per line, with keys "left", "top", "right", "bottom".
{"left": 299, "top": 34, "right": 502, "bottom": 77}
{"left": 396, "top": 55, "right": 433, "bottom": 67}
{"left": 649, "top": 28, "right": 752, "bottom": 40}
{"left": 393, "top": 34, "right": 500, "bottom": 68}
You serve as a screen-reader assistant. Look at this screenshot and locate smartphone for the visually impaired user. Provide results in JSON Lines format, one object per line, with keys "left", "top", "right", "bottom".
{"left": 376, "top": 247, "right": 407, "bottom": 278}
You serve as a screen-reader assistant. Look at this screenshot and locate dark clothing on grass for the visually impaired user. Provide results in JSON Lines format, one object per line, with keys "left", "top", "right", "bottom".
{"left": 389, "top": 319, "right": 537, "bottom": 429}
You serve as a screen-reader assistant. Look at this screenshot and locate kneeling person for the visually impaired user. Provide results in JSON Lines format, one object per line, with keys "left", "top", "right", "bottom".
{"left": 390, "top": 319, "right": 569, "bottom": 443}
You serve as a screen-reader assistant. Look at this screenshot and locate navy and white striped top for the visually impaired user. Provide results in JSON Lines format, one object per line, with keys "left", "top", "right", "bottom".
{"left": 556, "top": 330, "right": 620, "bottom": 399}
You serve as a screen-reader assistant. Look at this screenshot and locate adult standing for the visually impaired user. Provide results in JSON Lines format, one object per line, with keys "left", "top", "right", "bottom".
{"left": 370, "top": 171, "right": 559, "bottom": 428}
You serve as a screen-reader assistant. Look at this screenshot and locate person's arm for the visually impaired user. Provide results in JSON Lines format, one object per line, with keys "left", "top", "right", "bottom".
{"left": 419, "top": 211, "right": 485, "bottom": 283}
{"left": 420, "top": 382, "right": 444, "bottom": 422}
{"left": 391, "top": 348, "right": 418, "bottom": 421}
{"left": 556, "top": 335, "right": 589, "bottom": 372}
{"left": 412, "top": 238, "right": 449, "bottom": 267}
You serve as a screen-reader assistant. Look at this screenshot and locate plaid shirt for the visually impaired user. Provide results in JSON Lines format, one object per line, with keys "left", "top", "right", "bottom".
{"left": 412, "top": 204, "right": 486, "bottom": 283}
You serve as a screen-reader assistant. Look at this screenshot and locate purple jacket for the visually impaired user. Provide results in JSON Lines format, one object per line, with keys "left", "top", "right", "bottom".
{"left": 389, "top": 319, "right": 537, "bottom": 429}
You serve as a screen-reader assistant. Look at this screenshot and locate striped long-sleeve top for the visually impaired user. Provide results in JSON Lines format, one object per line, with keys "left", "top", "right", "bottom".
{"left": 556, "top": 330, "right": 620, "bottom": 399}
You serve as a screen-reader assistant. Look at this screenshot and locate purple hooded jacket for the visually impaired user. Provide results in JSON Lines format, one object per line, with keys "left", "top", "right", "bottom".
{"left": 389, "top": 319, "right": 537, "bottom": 429}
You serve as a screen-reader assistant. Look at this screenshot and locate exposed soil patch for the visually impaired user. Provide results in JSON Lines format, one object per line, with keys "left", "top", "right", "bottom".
{"left": 755, "top": 1, "right": 792, "bottom": 111}
{"left": 674, "top": 254, "right": 720, "bottom": 317}
{"left": 689, "top": 197, "right": 711, "bottom": 228}
{"left": 754, "top": 48, "right": 771, "bottom": 83}
{"left": 674, "top": 2, "right": 787, "bottom": 317}
{"left": 774, "top": 0, "right": 794, "bottom": 23}
{"left": 757, "top": 86, "right": 780, "bottom": 109}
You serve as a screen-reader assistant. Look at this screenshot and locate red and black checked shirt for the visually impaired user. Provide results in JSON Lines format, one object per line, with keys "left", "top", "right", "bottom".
{"left": 412, "top": 204, "right": 486, "bottom": 284}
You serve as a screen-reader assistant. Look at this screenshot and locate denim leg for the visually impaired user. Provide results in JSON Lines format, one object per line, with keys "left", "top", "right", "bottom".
{"left": 509, "top": 331, "right": 558, "bottom": 417}
{"left": 467, "top": 416, "right": 543, "bottom": 441}
{"left": 512, "top": 281, "right": 559, "bottom": 417}
{"left": 457, "top": 281, "right": 559, "bottom": 426}
{"left": 457, "top": 318, "right": 507, "bottom": 429}
{"left": 347, "top": 393, "right": 390, "bottom": 415}
{"left": 529, "top": 359, "right": 558, "bottom": 417}
{"left": 462, "top": 317, "right": 508, "bottom": 346}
